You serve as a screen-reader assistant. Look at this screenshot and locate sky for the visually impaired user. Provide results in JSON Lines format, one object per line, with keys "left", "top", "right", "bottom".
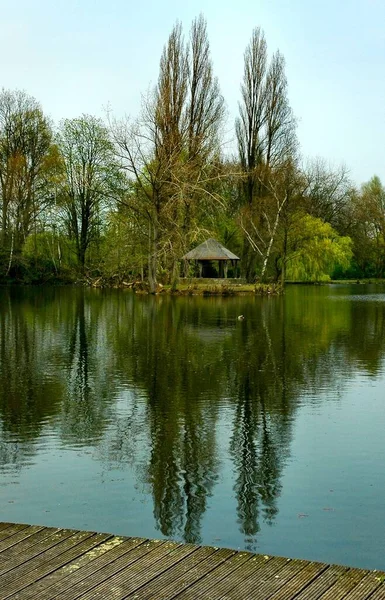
{"left": 1, "top": 0, "right": 384, "bottom": 185}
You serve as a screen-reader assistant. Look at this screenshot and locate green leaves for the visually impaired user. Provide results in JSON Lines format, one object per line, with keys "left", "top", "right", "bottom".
{"left": 285, "top": 214, "right": 353, "bottom": 282}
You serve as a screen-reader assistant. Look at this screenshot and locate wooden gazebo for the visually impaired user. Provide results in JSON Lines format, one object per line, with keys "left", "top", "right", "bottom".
{"left": 181, "top": 238, "right": 240, "bottom": 278}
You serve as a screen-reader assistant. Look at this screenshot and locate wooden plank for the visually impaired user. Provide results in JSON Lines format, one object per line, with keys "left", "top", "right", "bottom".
{"left": 122, "top": 545, "right": 218, "bottom": 600}
{"left": 0, "top": 529, "right": 75, "bottom": 578}
{"left": 0, "top": 524, "right": 31, "bottom": 541}
{"left": 341, "top": 572, "right": 384, "bottom": 599}
{"left": 0, "top": 525, "right": 46, "bottom": 554}
{"left": 0, "top": 523, "right": 381, "bottom": 600}
{"left": 0, "top": 523, "right": 25, "bottom": 535}
{"left": 0, "top": 531, "right": 107, "bottom": 599}
{"left": 77, "top": 541, "right": 198, "bottom": 600}
{"left": 47, "top": 538, "right": 167, "bottom": 600}
{"left": 220, "top": 556, "right": 290, "bottom": 599}
{"left": 223, "top": 558, "right": 309, "bottom": 600}
{"left": 267, "top": 562, "right": 329, "bottom": 600}
{"left": 175, "top": 553, "right": 273, "bottom": 600}
{"left": 317, "top": 568, "right": 368, "bottom": 600}
{"left": 292, "top": 565, "right": 348, "bottom": 600}
{"left": 18, "top": 536, "right": 145, "bottom": 600}
{"left": 365, "top": 580, "right": 385, "bottom": 600}
{"left": 185, "top": 555, "right": 278, "bottom": 600}
{"left": 134, "top": 547, "right": 252, "bottom": 600}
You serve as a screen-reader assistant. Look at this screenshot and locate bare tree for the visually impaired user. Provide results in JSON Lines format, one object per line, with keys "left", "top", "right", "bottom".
{"left": 187, "top": 15, "right": 224, "bottom": 162}
{"left": 156, "top": 22, "right": 188, "bottom": 160}
{"left": 236, "top": 27, "right": 268, "bottom": 207}
{"left": 113, "top": 15, "right": 225, "bottom": 291}
{"left": 236, "top": 28, "right": 297, "bottom": 281}
{"left": 303, "top": 159, "right": 353, "bottom": 234}
{"left": 264, "top": 51, "right": 297, "bottom": 168}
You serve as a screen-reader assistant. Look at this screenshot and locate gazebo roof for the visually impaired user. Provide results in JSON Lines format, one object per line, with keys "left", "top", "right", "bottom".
{"left": 182, "top": 238, "right": 240, "bottom": 261}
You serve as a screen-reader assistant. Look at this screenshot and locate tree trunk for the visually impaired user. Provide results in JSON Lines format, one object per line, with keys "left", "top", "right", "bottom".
{"left": 6, "top": 231, "right": 14, "bottom": 276}
{"left": 148, "top": 220, "right": 158, "bottom": 294}
{"left": 280, "top": 228, "right": 288, "bottom": 285}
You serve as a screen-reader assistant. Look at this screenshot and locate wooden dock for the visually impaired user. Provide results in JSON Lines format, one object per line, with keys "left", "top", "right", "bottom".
{"left": 0, "top": 522, "right": 383, "bottom": 599}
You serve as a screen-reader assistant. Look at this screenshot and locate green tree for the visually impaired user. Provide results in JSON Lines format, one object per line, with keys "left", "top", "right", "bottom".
{"left": 57, "top": 115, "right": 123, "bottom": 271}
{"left": 236, "top": 28, "right": 297, "bottom": 281}
{"left": 284, "top": 213, "right": 353, "bottom": 281}
{"left": 351, "top": 176, "right": 385, "bottom": 277}
{"left": 0, "top": 89, "right": 54, "bottom": 271}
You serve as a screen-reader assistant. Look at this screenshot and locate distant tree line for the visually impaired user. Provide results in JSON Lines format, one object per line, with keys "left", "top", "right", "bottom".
{"left": 0, "top": 15, "right": 383, "bottom": 288}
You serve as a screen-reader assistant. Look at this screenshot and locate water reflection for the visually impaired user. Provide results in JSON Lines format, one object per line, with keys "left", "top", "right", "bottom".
{"left": 0, "top": 285, "right": 385, "bottom": 552}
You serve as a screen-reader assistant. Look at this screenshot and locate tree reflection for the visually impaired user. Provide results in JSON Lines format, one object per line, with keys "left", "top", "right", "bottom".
{"left": 128, "top": 299, "right": 220, "bottom": 544}
{"left": 1, "top": 285, "right": 385, "bottom": 543}
{"left": 0, "top": 288, "right": 62, "bottom": 441}
{"left": 60, "top": 289, "right": 113, "bottom": 444}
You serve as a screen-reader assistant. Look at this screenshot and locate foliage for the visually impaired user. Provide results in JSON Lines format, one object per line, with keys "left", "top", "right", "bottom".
{"left": 285, "top": 214, "right": 353, "bottom": 282}
{"left": 57, "top": 114, "right": 124, "bottom": 271}
{"left": 0, "top": 19, "right": 383, "bottom": 286}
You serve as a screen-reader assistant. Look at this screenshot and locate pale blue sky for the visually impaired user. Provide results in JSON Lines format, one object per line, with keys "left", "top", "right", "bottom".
{"left": 1, "top": 0, "right": 384, "bottom": 184}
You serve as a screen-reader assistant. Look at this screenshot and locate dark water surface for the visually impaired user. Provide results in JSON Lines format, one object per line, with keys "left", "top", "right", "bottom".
{"left": 0, "top": 285, "right": 384, "bottom": 570}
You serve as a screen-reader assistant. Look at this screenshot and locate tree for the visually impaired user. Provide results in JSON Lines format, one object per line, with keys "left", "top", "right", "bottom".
{"left": 303, "top": 159, "right": 353, "bottom": 234}
{"left": 57, "top": 115, "right": 122, "bottom": 270}
{"left": 0, "top": 89, "right": 54, "bottom": 270}
{"left": 240, "top": 158, "right": 304, "bottom": 281}
{"left": 349, "top": 175, "right": 385, "bottom": 277}
{"left": 284, "top": 213, "right": 353, "bottom": 282}
{"left": 113, "top": 15, "right": 225, "bottom": 291}
{"left": 236, "top": 28, "right": 297, "bottom": 281}
{"left": 161, "top": 15, "right": 225, "bottom": 284}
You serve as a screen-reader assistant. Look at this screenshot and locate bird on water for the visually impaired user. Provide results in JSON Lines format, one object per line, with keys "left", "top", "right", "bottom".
{"left": 237, "top": 315, "right": 245, "bottom": 321}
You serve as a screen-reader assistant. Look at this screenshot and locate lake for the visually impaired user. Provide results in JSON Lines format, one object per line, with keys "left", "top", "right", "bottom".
{"left": 0, "top": 284, "right": 384, "bottom": 570}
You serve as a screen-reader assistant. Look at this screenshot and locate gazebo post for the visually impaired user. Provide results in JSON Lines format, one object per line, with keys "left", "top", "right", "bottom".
{"left": 198, "top": 261, "right": 203, "bottom": 278}
{"left": 224, "top": 261, "right": 228, "bottom": 279}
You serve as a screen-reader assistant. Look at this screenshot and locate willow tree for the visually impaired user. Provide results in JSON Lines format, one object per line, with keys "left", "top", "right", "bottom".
{"left": 284, "top": 214, "right": 353, "bottom": 282}
{"left": 236, "top": 29, "right": 297, "bottom": 281}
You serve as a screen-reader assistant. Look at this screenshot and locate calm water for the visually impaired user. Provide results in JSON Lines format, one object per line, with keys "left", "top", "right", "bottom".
{"left": 0, "top": 285, "right": 385, "bottom": 570}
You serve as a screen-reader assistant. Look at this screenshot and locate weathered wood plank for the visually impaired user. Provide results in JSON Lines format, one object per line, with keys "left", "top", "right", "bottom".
{"left": 365, "top": 580, "right": 385, "bottom": 600}
{"left": 221, "top": 556, "right": 291, "bottom": 599}
{"left": 135, "top": 547, "right": 252, "bottom": 600}
{"left": 0, "top": 525, "right": 46, "bottom": 554}
{"left": 0, "top": 529, "right": 75, "bottom": 579}
{"left": 17, "top": 536, "right": 144, "bottom": 600}
{"left": 340, "top": 572, "right": 384, "bottom": 599}
{"left": 125, "top": 547, "right": 236, "bottom": 600}
{"left": 123, "top": 545, "right": 218, "bottom": 600}
{"left": 0, "top": 523, "right": 26, "bottom": 536}
{"left": 224, "top": 558, "right": 309, "bottom": 600}
{"left": 266, "top": 561, "right": 329, "bottom": 600}
{"left": 0, "top": 523, "right": 382, "bottom": 600}
{"left": 183, "top": 554, "right": 275, "bottom": 600}
{"left": 0, "top": 524, "right": 31, "bottom": 542}
{"left": 317, "top": 568, "right": 369, "bottom": 600}
{"left": 48, "top": 538, "right": 167, "bottom": 600}
{"left": 175, "top": 554, "right": 272, "bottom": 600}
{"left": 0, "top": 531, "right": 107, "bottom": 599}
{"left": 78, "top": 541, "right": 199, "bottom": 600}
{"left": 292, "top": 565, "right": 348, "bottom": 600}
